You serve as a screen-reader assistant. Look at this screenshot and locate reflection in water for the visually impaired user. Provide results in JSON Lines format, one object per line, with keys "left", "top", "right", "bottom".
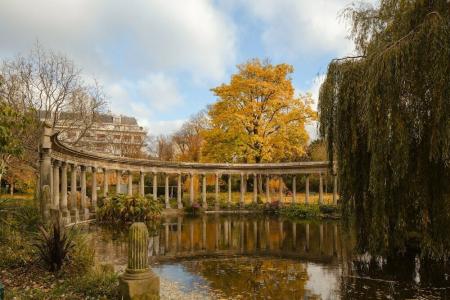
{"left": 90, "top": 215, "right": 449, "bottom": 299}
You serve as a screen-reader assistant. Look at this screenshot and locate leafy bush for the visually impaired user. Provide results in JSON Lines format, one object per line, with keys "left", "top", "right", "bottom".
{"left": 263, "top": 200, "right": 282, "bottom": 214}
{"left": 185, "top": 202, "right": 201, "bottom": 215}
{"left": 97, "top": 194, "right": 162, "bottom": 223}
{"left": 278, "top": 204, "right": 320, "bottom": 218}
{"left": 34, "top": 220, "right": 76, "bottom": 272}
{"left": 319, "top": 204, "right": 338, "bottom": 214}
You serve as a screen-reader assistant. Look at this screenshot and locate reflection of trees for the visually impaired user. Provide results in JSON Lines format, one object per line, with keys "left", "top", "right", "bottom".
{"left": 183, "top": 258, "right": 322, "bottom": 299}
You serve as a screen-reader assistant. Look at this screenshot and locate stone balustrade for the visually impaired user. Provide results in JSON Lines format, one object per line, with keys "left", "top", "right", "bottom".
{"left": 38, "top": 123, "right": 338, "bottom": 222}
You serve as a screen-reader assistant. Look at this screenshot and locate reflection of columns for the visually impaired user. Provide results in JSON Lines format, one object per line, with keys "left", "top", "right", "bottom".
{"left": 153, "top": 172, "right": 158, "bottom": 200}
{"left": 177, "top": 173, "right": 183, "bottom": 209}
{"left": 333, "top": 174, "right": 338, "bottom": 205}
{"left": 292, "top": 175, "right": 296, "bottom": 204}
{"left": 177, "top": 216, "right": 182, "bottom": 251}
{"left": 127, "top": 171, "right": 133, "bottom": 196}
{"left": 227, "top": 175, "right": 232, "bottom": 207}
{"left": 319, "top": 173, "right": 324, "bottom": 205}
{"left": 305, "top": 223, "right": 310, "bottom": 251}
{"left": 333, "top": 224, "right": 338, "bottom": 256}
{"left": 253, "top": 174, "right": 258, "bottom": 203}
{"left": 279, "top": 220, "right": 284, "bottom": 248}
{"left": 189, "top": 222, "right": 194, "bottom": 252}
{"left": 189, "top": 173, "right": 194, "bottom": 205}
{"left": 52, "top": 161, "right": 60, "bottom": 208}
{"left": 224, "top": 219, "right": 229, "bottom": 246}
{"left": 165, "top": 223, "right": 169, "bottom": 253}
{"left": 60, "top": 162, "right": 68, "bottom": 214}
{"left": 240, "top": 220, "right": 244, "bottom": 252}
{"left": 215, "top": 219, "right": 219, "bottom": 250}
{"left": 305, "top": 175, "right": 310, "bottom": 204}
{"left": 253, "top": 220, "right": 258, "bottom": 251}
{"left": 139, "top": 171, "right": 145, "bottom": 196}
{"left": 214, "top": 173, "right": 220, "bottom": 210}
{"left": 70, "top": 165, "right": 78, "bottom": 214}
{"left": 103, "top": 168, "right": 109, "bottom": 197}
{"left": 292, "top": 222, "right": 297, "bottom": 249}
{"left": 266, "top": 175, "right": 270, "bottom": 202}
{"left": 202, "top": 216, "right": 207, "bottom": 250}
{"left": 80, "top": 165, "right": 88, "bottom": 216}
{"left": 165, "top": 174, "right": 170, "bottom": 209}
{"left": 320, "top": 224, "right": 324, "bottom": 252}
{"left": 201, "top": 174, "right": 207, "bottom": 209}
{"left": 116, "top": 170, "right": 121, "bottom": 194}
{"left": 265, "top": 219, "right": 271, "bottom": 250}
{"left": 91, "top": 167, "right": 97, "bottom": 211}
{"left": 240, "top": 173, "right": 245, "bottom": 207}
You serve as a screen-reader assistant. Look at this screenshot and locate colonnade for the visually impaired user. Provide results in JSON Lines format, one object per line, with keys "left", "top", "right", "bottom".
{"left": 46, "top": 162, "right": 337, "bottom": 221}
{"left": 39, "top": 123, "right": 338, "bottom": 222}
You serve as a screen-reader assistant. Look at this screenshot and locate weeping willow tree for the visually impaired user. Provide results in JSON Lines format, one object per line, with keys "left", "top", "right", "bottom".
{"left": 319, "top": 0, "right": 450, "bottom": 260}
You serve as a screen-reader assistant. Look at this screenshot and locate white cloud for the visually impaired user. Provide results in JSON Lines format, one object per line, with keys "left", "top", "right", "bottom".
{"left": 146, "top": 120, "right": 186, "bottom": 136}
{"left": 235, "top": 0, "right": 355, "bottom": 58}
{"left": 137, "top": 74, "right": 183, "bottom": 112}
{"left": 106, "top": 73, "right": 184, "bottom": 129}
{"left": 0, "top": 0, "right": 236, "bottom": 82}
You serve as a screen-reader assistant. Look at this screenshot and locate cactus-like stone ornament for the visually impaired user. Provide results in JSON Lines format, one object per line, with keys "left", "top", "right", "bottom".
{"left": 119, "top": 222, "right": 160, "bottom": 299}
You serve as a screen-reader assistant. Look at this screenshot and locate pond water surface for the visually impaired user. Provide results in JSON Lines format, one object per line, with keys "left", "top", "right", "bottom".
{"left": 89, "top": 215, "right": 449, "bottom": 299}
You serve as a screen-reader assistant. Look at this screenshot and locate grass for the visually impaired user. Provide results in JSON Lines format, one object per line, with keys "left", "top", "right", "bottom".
{"left": 180, "top": 191, "right": 336, "bottom": 206}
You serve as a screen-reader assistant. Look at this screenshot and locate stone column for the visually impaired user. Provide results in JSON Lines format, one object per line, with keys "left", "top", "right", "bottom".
{"left": 80, "top": 165, "right": 89, "bottom": 218}
{"left": 52, "top": 160, "right": 60, "bottom": 209}
{"left": 103, "top": 168, "right": 109, "bottom": 197}
{"left": 70, "top": 164, "right": 78, "bottom": 218}
{"left": 266, "top": 175, "right": 270, "bottom": 203}
{"left": 253, "top": 174, "right": 257, "bottom": 204}
{"left": 165, "top": 174, "right": 170, "bottom": 209}
{"left": 292, "top": 175, "right": 296, "bottom": 204}
{"left": 319, "top": 173, "right": 324, "bottom": 205}
{"left": 60, "top": 162, "right": 69, "bottom": 216}
{"left": 201, "top": 174, "right": 207, "bottom": 209}
{"left": 305, "top": 175, "right": 310, "bottom": 204}
{"left": 189, "top": 173, "right": 194, "bottom": 205}
{"left": 39, "top": 124, "right": 52, "bottom": 218}
{"left": 177, "top": 173, "right": 183, "bottom": 209}
{"left": 214, "top": 173, "right": 220, "bottom": 210}
{"left": 153, "top": 172, "right": 158, "bottom": 200}
{"left": 227, "top": 175, "right": 232, "bottom": 207}
{"left": 91, "top": 167, "right": 97, "bottom": 212}
{"left": 128, "top": 171, "right": 133, "bottom": 196}
{"left": 239, "top": 173, "right": 245, "bottom": 207}
{"left": 116, "top": 170, "right": 121, "bottom": 194}
{"left": 333, "top": 174, "right": 338, "bottom": 205}
{"left": 139, "top": 171, "right": 145, "bottom": 196}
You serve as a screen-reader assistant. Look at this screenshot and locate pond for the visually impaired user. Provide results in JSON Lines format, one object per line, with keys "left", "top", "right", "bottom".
{"left": 89, "top": 215, "right": 449, "bottom": 299}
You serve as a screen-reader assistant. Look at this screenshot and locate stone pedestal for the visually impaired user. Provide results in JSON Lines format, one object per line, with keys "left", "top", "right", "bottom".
{"left": 119, "top": 269, "right": 160, "bottom": 300}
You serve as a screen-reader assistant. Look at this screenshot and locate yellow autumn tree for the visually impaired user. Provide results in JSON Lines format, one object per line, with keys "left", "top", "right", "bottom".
{"left": 202, "top": 59, "right": 316, "bottom": 163}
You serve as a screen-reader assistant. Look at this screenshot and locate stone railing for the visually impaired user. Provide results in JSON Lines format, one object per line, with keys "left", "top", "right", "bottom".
{"left": 38, "top": 123, "right": 337, "bottom": 222}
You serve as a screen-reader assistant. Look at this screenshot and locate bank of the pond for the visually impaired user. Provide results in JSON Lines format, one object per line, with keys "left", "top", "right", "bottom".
{"left": 0, "top": 196, "right": 120, "bottom": 299}
{"left": 181, "top": 203, "right": 341, "bottom": 220}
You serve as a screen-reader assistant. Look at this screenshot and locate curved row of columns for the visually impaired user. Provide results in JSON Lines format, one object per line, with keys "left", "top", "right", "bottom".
{"left": 47, "top": 158, "right": 337, "bottom": 222}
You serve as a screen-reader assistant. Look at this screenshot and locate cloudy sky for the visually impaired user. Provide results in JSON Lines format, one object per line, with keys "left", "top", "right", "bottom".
{"left": 0, "top": 0, "right": 357, "bottom": 136}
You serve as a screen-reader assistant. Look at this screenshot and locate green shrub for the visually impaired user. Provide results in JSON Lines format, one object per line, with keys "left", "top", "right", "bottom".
{"left": 319, "top": 204, "right": 338, "bottom": 214}
{"left": 184, "top": 202, "right": 201, "bottom": 215}
{"left": 278, "top": 204, "right": 320, "bottom": 219}
{"left": 97, "top": 194, "right": 162, "bottom": 223}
